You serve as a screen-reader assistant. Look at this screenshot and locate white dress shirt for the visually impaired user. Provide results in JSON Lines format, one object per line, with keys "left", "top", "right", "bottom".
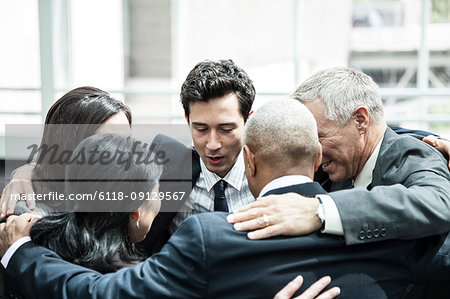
{"left": 259, "top": 175, "right": 313, "bottom": 197}
{"left": 1, "top": 236, "right": 31, "bottom": 268}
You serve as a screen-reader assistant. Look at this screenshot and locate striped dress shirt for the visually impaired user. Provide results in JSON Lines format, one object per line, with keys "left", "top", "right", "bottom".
{"left": 170, "top": 152, "right": 255, "bottom": 233}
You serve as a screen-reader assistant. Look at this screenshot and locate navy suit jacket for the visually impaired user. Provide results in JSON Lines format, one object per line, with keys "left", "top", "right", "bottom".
{"left": 137, "top": 134, "right": 201, "bottom": 255}
{"left": 6, "top": 182, "right": 449, "bottom": 298}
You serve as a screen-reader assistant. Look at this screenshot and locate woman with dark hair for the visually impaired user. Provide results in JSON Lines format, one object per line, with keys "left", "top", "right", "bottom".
{"left": 30, "top": 133, "right": 162, "bottom": 273}
{"left": 23, "top": 87, "right": 162, "bottom": 273}
{"left": 31, "top": 86, "right": 132, "bottom": 197}
{"left": 0, "top": 87, "right": 138, "bottom": 295}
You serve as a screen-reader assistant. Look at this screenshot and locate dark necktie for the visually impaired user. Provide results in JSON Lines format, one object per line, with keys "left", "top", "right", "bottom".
{"left": 213, "top": 180, "right": 228, "bottom": 212}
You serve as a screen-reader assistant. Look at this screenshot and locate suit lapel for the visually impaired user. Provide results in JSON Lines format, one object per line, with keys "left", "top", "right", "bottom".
{"left": 192, "top": 149, "right": 201, "bottom": 187}
{"left": 371, "top": 127, "right": 396, "bottom": 187}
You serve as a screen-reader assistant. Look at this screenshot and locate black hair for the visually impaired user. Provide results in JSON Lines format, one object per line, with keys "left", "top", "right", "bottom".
{"left": 180, "top": 59, "right": 255, "bottom": 122}
{"left": 32, "top": 86, "right": 132, "bottom": 195}
{"left": 30, "top": 134, "right": 162, "bottom": 273}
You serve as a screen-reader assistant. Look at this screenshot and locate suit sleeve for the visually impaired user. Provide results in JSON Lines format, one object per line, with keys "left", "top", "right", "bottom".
{"left": 331, "top": 135, "right": 450, "bottom": 245}
{"left": 390, "top": 126, "right": 437, "bottom": 140}
{"left": 409, "top": 233, "right": 450, "bottom": 283}
{"left": 139, "top": 133, "right": 195, "bottom": 255}
{"left": 6, "top": 216, "right": 208, "bottom": 299}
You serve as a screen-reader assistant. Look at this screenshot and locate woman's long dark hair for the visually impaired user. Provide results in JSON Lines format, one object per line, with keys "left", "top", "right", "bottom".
{"left": 32, "top": 86, "right": 132, "bottom": 195}
{"left": 30, "top": 134, "right": 162, "bottom": 273}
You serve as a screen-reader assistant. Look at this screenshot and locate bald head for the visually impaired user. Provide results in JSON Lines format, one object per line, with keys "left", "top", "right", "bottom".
{"left": 244, "top": 98, "right": 320, "bottom": 174}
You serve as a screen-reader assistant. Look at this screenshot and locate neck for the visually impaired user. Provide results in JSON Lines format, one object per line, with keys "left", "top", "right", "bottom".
{"left": 253, "top": 164, "right": 314, "bottom": 196}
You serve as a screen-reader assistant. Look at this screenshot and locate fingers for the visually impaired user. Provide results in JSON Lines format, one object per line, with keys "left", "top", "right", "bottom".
{"left": 23, "top": 213, "right": 41, "bottom": 225}
{"left": 435, "top": 138, "right": 450, "bottom": 169}
{"left": 247, "top": 224, "right": 283, "bottom": 240}
{"left": 1, "top": 187, "right": 10, "bottom": 219}
{"left": 5, "top": 215, "right": 18, "bottom": 226}
{"left": 232, "top": 212, "right": 269, "bottom": 231}
{"left": 297, "top": 276, "right": 332, "bottom": 299}
{"left": 315, "top": 287, "right": 340, "bottom": 299}
{"left": 0, "top": 214, "right": 35, "bottom": 256}
{"left": 423, "top": 135, "right": 450, "bottom": 169}
{"left": 24, "top": 183, "right": 36, "bottom": 210}
{"left": 274, "top": 275, "right": 304, "bottom": 299}
{"left": 422, "top": 135, "right": 438, "bottom": 147}
{"left": 275, "top": 276, "right": 340, "bottom": 299}
{"left": 5, "top": 187, "right": 19, "bottom": 216}
{"left": 1, "top": 179, "right": 35, "bottom": 218}
{"left": 235, "top": 199, "right": 269, "bottom": 213}
{"left": 30, "top": 214, "right": 41, "bottom": 225}
{"left": 4, "top": 214, "right": 38, "bottom": 227}
{"left": 6, "top": 213, "right": 36, "bottom": 235}
{"left": 227, "top": 207, "right": 266, "bottom": 224}
{"left": 20, "top": 213, "right": 41, "bottom": 224}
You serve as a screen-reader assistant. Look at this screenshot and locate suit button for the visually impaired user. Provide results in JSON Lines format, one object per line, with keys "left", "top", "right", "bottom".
{"left": 358, "top": 230, "right": 365, "bottom": 240}
{"left": 380, "top": 228, "right": 387, "bottom": 237}
{"left": 373, "top": 228, "right": 380, "bottom": 238}
{"left": 366, "top": 229, "right": 372, "bottom": 239}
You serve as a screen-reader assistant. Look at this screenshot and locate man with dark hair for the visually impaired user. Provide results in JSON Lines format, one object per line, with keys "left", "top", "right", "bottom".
{"left": 168, "top": 59, "right": 256, "bottom": 231}
{"left": 180, "top": 59, "right": 255, "bottom": 122}
{"left": 139, "top": 60, "right": 258, "bottom": 254}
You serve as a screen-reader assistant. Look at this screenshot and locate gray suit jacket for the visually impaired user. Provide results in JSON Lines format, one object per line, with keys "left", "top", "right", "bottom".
{"left": 330, "top": 127, "right": 450, "bottom": 244}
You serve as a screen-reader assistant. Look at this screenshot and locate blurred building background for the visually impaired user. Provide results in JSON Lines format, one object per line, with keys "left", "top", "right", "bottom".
{"left": 1, "top": 0, "right": 450, "bottom": 162}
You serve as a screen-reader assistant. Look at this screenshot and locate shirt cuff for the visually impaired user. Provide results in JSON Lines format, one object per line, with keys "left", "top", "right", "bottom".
{"left": 1, "top": 236, "right": 31, "bottom": 268}
{"left": 317, "top": 194, "right": 344, "bottom": 236}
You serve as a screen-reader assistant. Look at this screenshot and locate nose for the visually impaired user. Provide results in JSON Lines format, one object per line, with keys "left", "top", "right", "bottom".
{"left": 206, "top": 131, "right": 221, "bottom": 151}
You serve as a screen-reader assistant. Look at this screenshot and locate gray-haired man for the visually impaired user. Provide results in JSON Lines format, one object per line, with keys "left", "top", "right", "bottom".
{"left": 229, "top": 67, "right": 450, "bottom": 246}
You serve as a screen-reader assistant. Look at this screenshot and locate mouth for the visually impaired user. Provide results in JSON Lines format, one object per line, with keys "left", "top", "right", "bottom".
{"left": 207, "top": 156, "right": 225, "bottom": 165}
{"left": 321, "top": 160, "right": 331, "bottom": 170}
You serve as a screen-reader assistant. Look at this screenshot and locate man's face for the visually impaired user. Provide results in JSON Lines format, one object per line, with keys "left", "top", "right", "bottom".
{"left": 188, "top": 93, "right": 245, "bottom": 178}
{"left": 304, "top": 100, "right": 364, "bottom": 182}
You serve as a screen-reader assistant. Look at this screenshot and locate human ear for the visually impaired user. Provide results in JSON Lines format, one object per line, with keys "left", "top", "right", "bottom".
{"left": 314, "top": 143, "right": 323, "bottom": 172}
{"left": 243, "top": 145, "right": 256, "bottom": 177}
{"left": 130, "top": 210, "right": 140, "bottom": 222}
{"left": 353, "top": 107, "right": 369, "bottom": 133}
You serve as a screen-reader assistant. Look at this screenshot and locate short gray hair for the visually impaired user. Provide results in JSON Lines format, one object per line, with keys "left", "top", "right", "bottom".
{"left": 244, "top": 99, "right": 319, "bottom": 168}
{"left": 292, "top": 67, "right": 384, "bottom": 126}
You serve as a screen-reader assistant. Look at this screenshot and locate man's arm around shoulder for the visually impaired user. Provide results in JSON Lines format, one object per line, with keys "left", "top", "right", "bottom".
{"left": 4, "top": 216, "right": 208, "bottom": 299}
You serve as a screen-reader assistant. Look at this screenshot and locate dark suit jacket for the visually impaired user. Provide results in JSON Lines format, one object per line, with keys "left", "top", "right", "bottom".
{"left": 326, "top": 127, "right": 450, "bottom": 245}
{"left": 6, "top": 182, "right": 449, "bottom": 298}
{"left": 137, "top": 134, "right": 201, "bottom": 255}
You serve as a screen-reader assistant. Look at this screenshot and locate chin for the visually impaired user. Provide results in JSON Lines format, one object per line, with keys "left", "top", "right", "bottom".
{"left": 135, "top": 234, "right": 146, "bottom": 243}
{"left": 329, "top": 173, "right": 347, "bottom": 182}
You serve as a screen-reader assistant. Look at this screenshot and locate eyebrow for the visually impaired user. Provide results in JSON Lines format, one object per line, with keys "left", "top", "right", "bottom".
{"left": 191, "top": 122, "right": 237, "bottom": 126}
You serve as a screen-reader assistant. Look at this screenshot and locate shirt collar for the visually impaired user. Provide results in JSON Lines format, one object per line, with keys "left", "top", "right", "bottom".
{"left": 259, "top": 175, "right": 313, "bottom": 198}
{"left": 353, "top": 137, "right": 383, "bottom": 188}
{"left": 199, "top": 151, "right": 245, "bottom": 192}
